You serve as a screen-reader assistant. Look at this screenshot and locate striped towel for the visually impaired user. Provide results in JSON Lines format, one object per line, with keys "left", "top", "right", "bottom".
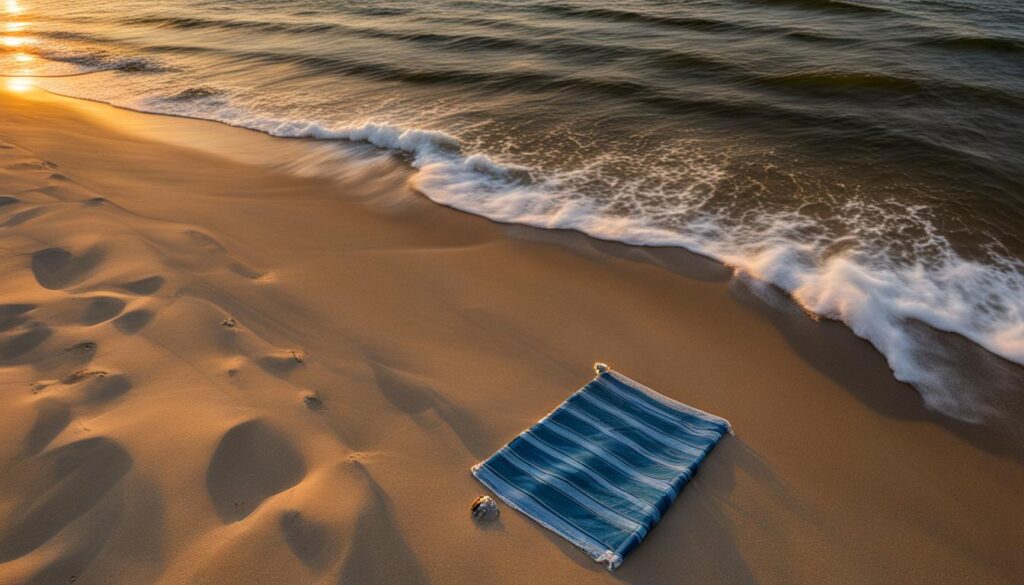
{"left": 472, "top": 365, "right": 731, "bottom": 570}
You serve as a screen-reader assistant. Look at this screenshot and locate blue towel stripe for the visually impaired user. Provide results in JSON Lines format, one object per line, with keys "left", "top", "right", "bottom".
{"left": 525, "top": 425, "right": 676, "bottom": 494}
{"left": 481, "top": 454, "right": 635, "bottom": 545}
{"left": 556, "top": 404, "right": 696, "bottom": 473}
{"left": 572, "top": 391, "right": 708, "bottom": 457}
{"left": 592, "top": 377, "right": 727, "bottom": 440}
{"left": 513, "top": 434, "right": 664, "bottom": 521}
{"left": 498, "top": 449, "right": 646, "bottom": 534}
{"left": 604, "top": 371, "right": 732, "bottom": 434}
{"left": 472, "top": 369, "right": 730, "bottom": 570}
{"left": 505, "top": 438, "right": 659, "bottom": 526}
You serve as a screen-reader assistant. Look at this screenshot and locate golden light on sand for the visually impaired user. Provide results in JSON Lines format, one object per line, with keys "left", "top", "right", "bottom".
{"left": 6, "top": 77, "right": 31, "bottom": 92}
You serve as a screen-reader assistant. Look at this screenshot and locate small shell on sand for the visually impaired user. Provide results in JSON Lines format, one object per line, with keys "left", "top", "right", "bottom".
{"left": 471, "top": 495, "right": 499, "bottom": 521}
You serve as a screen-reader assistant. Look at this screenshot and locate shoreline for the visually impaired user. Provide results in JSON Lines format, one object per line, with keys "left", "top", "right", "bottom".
{"left": 0, "top": 88, "right": 1021, "bottom": 584}
{"left": 31, "top": 85, "right": 1024, "bottom": 422}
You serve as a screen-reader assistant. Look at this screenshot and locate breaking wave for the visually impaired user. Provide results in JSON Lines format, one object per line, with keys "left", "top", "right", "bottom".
{"left": 10, "top": 0, "right": 1024, "bottom": 426}
{"left": 196, "top": 116, "right": 1024, "bottom": 426}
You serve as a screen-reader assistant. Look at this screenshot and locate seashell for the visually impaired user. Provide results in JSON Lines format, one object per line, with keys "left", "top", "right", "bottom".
{"left": 471, "top": 495, "right": 499, "bottom": 521}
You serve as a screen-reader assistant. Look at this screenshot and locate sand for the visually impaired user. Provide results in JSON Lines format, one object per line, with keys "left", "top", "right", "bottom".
{"left": 0, "top": 88, "right": 1021, "bottom": 585}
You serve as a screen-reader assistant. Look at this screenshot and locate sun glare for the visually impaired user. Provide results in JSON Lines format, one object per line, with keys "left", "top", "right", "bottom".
{"left": 3, "top": 4, "right": 37, "bottom": 78}
{"left": 2, "top": 35, "right": 29, "bottom": 47}
{"left": 6, "top": 77, "right": 31, "bottom": 92}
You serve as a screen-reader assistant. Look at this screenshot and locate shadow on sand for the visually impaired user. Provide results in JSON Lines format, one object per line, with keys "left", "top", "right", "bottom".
{"left": 727, "top": 275, "right": 1024, "bottom": 463}
{"left": 512, "top": 222, "right": 1024, "bottom": 463}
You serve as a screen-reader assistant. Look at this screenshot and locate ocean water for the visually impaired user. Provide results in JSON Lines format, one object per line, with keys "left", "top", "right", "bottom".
{"left": 3, "top": 0, "right": 1023, "bottom": 426}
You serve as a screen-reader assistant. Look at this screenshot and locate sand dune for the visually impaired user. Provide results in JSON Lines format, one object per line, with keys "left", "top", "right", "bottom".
{"left": 0, "top": 89, "right": 1021, "bottom": 584}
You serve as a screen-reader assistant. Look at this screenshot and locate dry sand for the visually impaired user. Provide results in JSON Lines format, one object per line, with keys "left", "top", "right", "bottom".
{"left": 0, "top": 88, "right": 1021, "bottom": 585}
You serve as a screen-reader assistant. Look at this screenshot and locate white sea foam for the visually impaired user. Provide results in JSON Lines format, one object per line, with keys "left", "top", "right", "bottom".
{"left": 266, "top": 117, "right": 1022, "bottom": 424}
{"left": 162, "top": 109, "right": 1024, "bottom": 415}
{"left": 25, "top": 72, "right": 1024, "bottom": 424}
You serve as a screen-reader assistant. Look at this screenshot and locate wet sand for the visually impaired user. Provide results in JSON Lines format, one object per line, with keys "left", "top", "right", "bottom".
{"left": 0, "top": 89, "right": 1021, "bottom": 585}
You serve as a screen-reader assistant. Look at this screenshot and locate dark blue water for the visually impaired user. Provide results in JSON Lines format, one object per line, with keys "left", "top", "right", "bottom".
{"left": 3, "top": 0, "right": 1023, "bottom": 424}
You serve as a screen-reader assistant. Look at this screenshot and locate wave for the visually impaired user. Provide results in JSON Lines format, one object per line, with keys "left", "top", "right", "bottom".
{"left": 20, "top": 1, "right": 1024, "bottom": 425}
{"left": 770, "top": 71, "right": 930, "bottom": 92}
{"left": 530, "top": 0, "right": 888, "bottom": 27}
{"left": 39, "top": 52, "right": 168, "bottom": 73}
{"left": 117, "top": 15, "right": 590, "bottom": 54}
{"left": 174, "top": 114, "right": 1021, "bottom": 424}
{"left": 42, "top": 34, "right": 1007, "bottom": 175}
{"left": 760, "top": 70, "right": 1024, "bottom": 106}
{"left": 28, "top": 73, "right": 1024, "bottom": 424}
{"left": 24, "top": 39, "right": 170, "bottom": 73}
{"left": 917, "top": 34, "right": 1024, "bottom": 54}
{"left": 45, "top": 31, "right": 1019, "bottom": 118}
{"left": 746, "top": 0, "right": 891, "bottom": 15}
{"left": 119, "top": 15, "right": 337, "bottom": 35}
{"left": 111, "top": 12, "right": 785, "bottom": 63}
{"left": 527, "top": 4, "right": 748, "bottom": 32}
{"left": 90, "top": 42, "right": 1015, "bottom": 184}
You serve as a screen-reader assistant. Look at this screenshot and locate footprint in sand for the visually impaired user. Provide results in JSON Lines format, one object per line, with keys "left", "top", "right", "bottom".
{"left": 59, "top": 369, "right": 134, "bottom": 405}
{"left": 22, "top": 371, "right": 133, "bottom": 457}
{"left": 368, "top": 361, "right": 489, "bottom": 458}
{"left": 113, "top": 309, "right": 154, "bottom": 335}
{"left": 0, "top": 303, "right": 36, "bottom": 332}
{"left": 80, "top": 296, "right": 127, "bottom": 326}
{"left": 302, "top": 393, "right": 326, "bottom": 412}
{"left": 34, "top": 296, "right": 126, "bottom": 327}
{"left": 22, "top": 398, "right": 71, "bottom": 455}
{"left": 31, "top": 247, "right": 106, "bottom": 290}
{"left": 65, "top": 341, "right": 97, "bottom": 356}
{"left": 279, "top": 510, "right": 334, "bottom": 570}
{"left": 83, "top": 373, "right": 133, "bottom": 404}
{"left": 206, "top": 420, "right": 306, "bottom": 523}
{"left": 337, "top": 462, "right": 428, "bottom": 585}
{"left": 184, "top": 229, "right": 228, "bottom": 254}
{"left": 0, "top": 323, "right": 52, "bottom": 362}
{"left": 0, "top": 437, "right": 133, "bottom": 563}
{"left": 257, "top": 350, "right": 305, "bottom": 379}
{"left": 118, "top": 275, "right": 165, "bottom": 296}
{"left": 26, "top": 340, "right": 100, "bottom": 376}
{"left": 2, "top": 206, "right": 47, "bottom": 228}
{"left": 229, "top": 262, "right": 271, "bottom": 281}
{"left": 180, "top": 230, "right": 269, "bottom": 281}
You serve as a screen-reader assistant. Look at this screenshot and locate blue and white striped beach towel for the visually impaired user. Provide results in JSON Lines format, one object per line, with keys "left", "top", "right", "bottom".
{"left": 472, "top": 365, "right": 731, "bottom": 570}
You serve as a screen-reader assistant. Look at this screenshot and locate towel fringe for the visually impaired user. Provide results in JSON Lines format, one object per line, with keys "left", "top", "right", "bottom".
{"left": 594, "top": 550, "right": 623, "bottom": 571}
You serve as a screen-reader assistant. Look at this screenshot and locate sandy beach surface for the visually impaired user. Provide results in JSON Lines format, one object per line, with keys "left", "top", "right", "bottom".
{"left": 0, "top": 89, "right": 1021, "bottom": 585}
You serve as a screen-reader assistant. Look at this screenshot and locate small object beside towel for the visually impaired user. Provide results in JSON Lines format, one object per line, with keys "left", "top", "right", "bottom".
{"left": 472, "top": 363, "right": 731, "bottom": 570}
{"left": 470, "top": 495, "right": 500, "bottom": 521}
